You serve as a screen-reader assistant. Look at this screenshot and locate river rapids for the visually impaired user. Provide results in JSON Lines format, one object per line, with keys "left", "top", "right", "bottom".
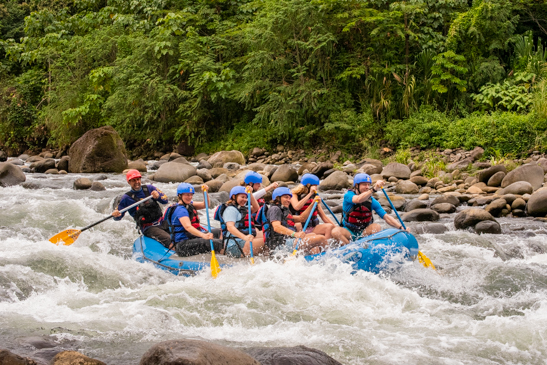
{"left": 1, "top": 171, "right": 547, "bottom": 364}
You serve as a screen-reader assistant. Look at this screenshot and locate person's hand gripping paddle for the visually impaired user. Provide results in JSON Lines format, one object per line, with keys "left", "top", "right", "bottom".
{"left": 245, "top": 186, "right": 255, "bottom": 265}
{"left": 202, "top": 186, "right": 221, "bottom": 278}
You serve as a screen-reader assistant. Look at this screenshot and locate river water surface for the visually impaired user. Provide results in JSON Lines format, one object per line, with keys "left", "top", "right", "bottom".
{"left": 1, "top": 171, "right": 547, "bottom": 364}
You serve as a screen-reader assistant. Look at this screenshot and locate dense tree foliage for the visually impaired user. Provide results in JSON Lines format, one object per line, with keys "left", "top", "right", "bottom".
{"left": 1, "top": 0, "right": 547, "bottom": 157}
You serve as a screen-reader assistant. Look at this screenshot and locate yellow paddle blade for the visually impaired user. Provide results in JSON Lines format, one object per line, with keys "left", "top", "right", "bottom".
{"left": 418, "top": 251, "right": 437, "bottom": 270}
{"left": 48, "top": 229, "right": 81, "bottom": 246}
{"left": 291, "top": 249, "right": 298, "bottom": 256}
{"left": 210, "top": 250, "right": 221, "bottom": 278}
{"left": 249, "top": 257, "right": 255, "bottom": 265}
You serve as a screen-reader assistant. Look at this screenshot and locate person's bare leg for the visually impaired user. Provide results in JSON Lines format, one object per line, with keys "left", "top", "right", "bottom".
{"left": 298, "top": 233, "right": 328, "bottom": 254}
{"left": 364, "top": 223, "right": 382, "bottom": 236}
{"left": 310, "top": 223, "right": 333, "bottom": 239}
{"left": 243, "top": 238, "right": 265, "bottom": 256}
{"left": 332, "top": 226, "right": 351, "bottom": 245}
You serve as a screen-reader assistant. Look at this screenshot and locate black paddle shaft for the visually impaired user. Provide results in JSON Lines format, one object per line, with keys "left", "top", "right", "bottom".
{"left": 80, "top": 195, "right": 154, "bottom": 232}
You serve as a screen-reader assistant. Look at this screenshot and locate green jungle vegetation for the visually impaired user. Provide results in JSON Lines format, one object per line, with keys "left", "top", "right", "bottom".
{"left": 1, "top": 0, "right": 547, "bottom": 158}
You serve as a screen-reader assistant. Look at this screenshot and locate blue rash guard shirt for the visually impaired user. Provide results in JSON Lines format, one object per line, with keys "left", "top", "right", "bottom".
{"left": 342, "top": 191, "right": 386, "bottom": 237}
{"left": 114, "top": 185, "right": 168, "bottom": 230}
{"left": 169, "top": 204, "right": 206, "bottom": 242}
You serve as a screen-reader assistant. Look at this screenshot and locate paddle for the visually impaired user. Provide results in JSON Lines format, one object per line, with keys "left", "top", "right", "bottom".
{"left": 246, "top": 186, "right": 255, "bottom": 265}
{"left": 292, "top": 196, "right": 320, "bottom": 256}
{"left": 203, "top": 188, "right": 221, "bottom": 278}
{"left": 381, "top": 188, "right": 436, "bottom": 270}
{"left": 49, "top": 195, "right": 154, "bottom": 246}
{"left": 321, "top": 199, "right": 341, "bottom": 226}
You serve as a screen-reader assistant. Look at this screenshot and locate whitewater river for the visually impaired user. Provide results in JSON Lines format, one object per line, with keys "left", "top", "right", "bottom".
{"left": 1, "top": 171, "right": 547, "bottom": 364}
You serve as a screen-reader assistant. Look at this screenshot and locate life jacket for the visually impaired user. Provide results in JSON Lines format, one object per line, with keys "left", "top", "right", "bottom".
{"left": 125, "top": 185, "right": 163, "bottom": 230}
{"left": 296, "top": 194, "right": 319, "bottom": 228}
{"left": 342, "top": 190, "right": 374, "bottom": 232}
{"left": 253, "top": 197, "right": 266, "bottom": 229}
{"left": 164, "top": 202, "right": 201, "bottom": 243}
{"left": 214, "top": 203, "right": 256, "bottom": 237}
{"left": 263, "top": 202, "right": 296, "bottom": 249}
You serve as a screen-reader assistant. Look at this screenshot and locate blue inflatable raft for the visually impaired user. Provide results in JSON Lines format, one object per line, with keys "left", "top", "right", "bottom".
{"left": 132, "top": 228, "right": 419, "bottom": 276}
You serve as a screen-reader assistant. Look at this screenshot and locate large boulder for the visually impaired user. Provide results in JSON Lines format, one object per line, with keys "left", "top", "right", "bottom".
{"left": 497, "top": 181, "right": 533, "bottom": 196}
{"left": 244, "top": 345, "right": 342, "bottom": 365}
{"left": 154, "top": 162, "right": 197, "bottom": 183}
{"left": 501, "top": 164, "right": 544, "bottom": 191}
{"left": 319, "top": 171, "right": 351, "bottom": 191}
{"left": 50, "top": 351, "right": 105, "bottom": 365}
{"left": 219, "top": 179, "right": 242, "bottom": 194}
{"left": 485, "top": 198, "right": 507, "bottom": 217}
{"left": 376, "top": 194, "right": 406, "bottom": 210}
{"left": 204, "top": 179, "right": 223, "bottom": 193}
{"left": 207, "top": 150, "right": 245, "bottom": 168}
{"left": 140, "top": 340, "right": 259, "bottom": 365}
{"left": 413, "top": 223, "right": 448, "bottom": 234}
{"left": 446, "top": 157, "right": 472, "bottom": 172}
{"left": 410, "top": 176, "right": 429, "bottom": 186}
{"left": 0, "top": 162, "right": 26, "bottom": 187}
{"left": 0, "top": 349, "right": 37, "bottom": 365}
{"left": 487, "top": 171, "right": 505, "bottom": 187}
{"left": 127, "top": 159, "right": 147, "bottom": 172}
{"left": 196, "top": 169, "right": 212, "bottom": 182}
{"left": 431, "top": 203, "right": 456, "bottom": 213}
{"left": 310, "top": 162, "right": 333, "bottom": 179}
{"left": 381, "top": 162, "right": 411, "bottom": 179}
{"left": 402, "top": 209, "right": 440, "bottom": 222}
{"left": 209, "top": 167, "right": 229, "bottom": 179}
{"left": 271, "top": 165, "right": 298, "bottom": 182}
{"left": 395, "top": 180, "right": 419, "bottom": 194}
{"left": 73, "top": 178, "right": 92, "bottom": 190}
{"left": 405, "top": 199, "right": 429, "bottom": 212}
{"left": 527, "top": 189, "right": 547, "bottom": 217}
{"left": 454, "top": 208, "right": 497, "bottom": 230}
{"left": 68, "top": 126, "right": 128, "bottom": 173}
{"left": 537, "top": 158, "right": 547, "bottom": 173}
{"left": 474, "top": 220, "right": 501, "bottom": 234}
{"left": 477, "top": 164, "right": 507, "bottom": 183}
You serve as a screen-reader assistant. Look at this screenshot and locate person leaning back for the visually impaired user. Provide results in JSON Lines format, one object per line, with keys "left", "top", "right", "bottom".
{"left": 112, "top": 169, "right": 171, "bottom": 248}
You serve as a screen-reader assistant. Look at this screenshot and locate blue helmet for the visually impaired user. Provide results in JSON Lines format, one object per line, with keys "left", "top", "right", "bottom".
{"left": 353, "top": 173, "right": 372, "bottom": 186}
{"left": 244, "top": 171, "right": 263, "bottom": 184}
{"left": 272, "top": 187, "right": 293, "bottom": 200}
{"left": 177, "top": 183, "right": 195, "bottom": 195}
{"left": 229, "top": 186, "right": 247, "bottom": 199}
{"left": 301, "top": 173, "right": 320, "bottom": 186}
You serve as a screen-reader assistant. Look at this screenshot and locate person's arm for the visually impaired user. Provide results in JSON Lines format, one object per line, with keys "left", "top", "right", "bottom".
{"left": 149, "top": 185, "right": 168, "bottom": 203}
{"left": 290, "top": 186, "right": 317, "bottom": 212}
{"left": 264, "top": 182, "right": 278, "bottom": 192}
{"left": 271, "top": 221, "right": 305, "bottom": 239}
{"left": 352, "top": 181, "right": 385, "bottom": 204}
{"left": 112, "top": 196, "right": 130, "bottom": 220}
{"left": 293, "top": 196, "right": 320, "bottom": 223}
{"left": 246, "top": 186, "right": 260, "bottom": 213}
{"left": 226, "top": 222, "right": 254, "bottom": 241}
{"left": 253, "top": 188, "right": 267, "bottom": 199}
{"left": 192, "top": 185, "right": 211, "bottom": 210}
{"left": 179, "top": 216, "right": 212, "bottom": 239}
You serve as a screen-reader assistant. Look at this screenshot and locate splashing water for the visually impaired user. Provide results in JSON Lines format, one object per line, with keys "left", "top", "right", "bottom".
{"left": 1, "top": 172, "right": 547, "bottom": 364}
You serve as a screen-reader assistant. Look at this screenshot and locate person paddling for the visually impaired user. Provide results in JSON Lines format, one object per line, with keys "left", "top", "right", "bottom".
{"left": 215, "top": 186, "right": 265, "bottom": 258}
{"left": 242, "top": 171, "right": 278, "bottom": 232}
{"left": 290, "top": 173, "right": 347, "bottom": 244}
{"left": 112, "top": 169, "right": 171, "bottom": 247}
{"left": 164, "top": 183, "right": 224, "bottom": 257}
{"left": 340, "top": 173, "right": 407, "bottom": 243}
{"left": 264, "top": 187, "right": 328, "bottom": 255}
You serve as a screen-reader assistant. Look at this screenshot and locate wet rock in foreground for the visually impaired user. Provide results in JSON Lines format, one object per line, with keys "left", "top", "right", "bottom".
{"left": 245, "top": 345, "right": 342, "bottom": 365}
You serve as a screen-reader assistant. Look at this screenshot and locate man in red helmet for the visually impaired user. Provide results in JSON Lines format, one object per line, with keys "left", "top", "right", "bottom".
{"left": 112, "top": 169, "right": 171, "bottom": 247}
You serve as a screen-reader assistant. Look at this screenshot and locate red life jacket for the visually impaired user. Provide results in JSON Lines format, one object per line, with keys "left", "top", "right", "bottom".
{"left": 342, "top": 191, "right": 373, "bottom": 232}
{"left": 297, "top": 194, "right": 319, "bottom": 228}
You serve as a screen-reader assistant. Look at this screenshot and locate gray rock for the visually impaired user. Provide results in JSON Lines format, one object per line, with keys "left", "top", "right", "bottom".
{"left": 185, "top": 175, "right": 204, "bottom": 184}
{"left": 395, "top": 180, "right": 419, "bottom": 194}
{"left": 357, "top": 163, "right": 382, "bottom": 175}
{"left": 50, "top": 351, "right": 105, "bottom": 365}
{"left": 0, "top": 348, "right": 38, "bottom": 365}
{"left": 32, "top": 158, "right": 56, "bottom": 173}
{"left": 454, "top": 208, "right": 496, "bottom": 230}
{"left": 207, "top": 150, "right": 245, "bottom": 167}
{"left": 497, "top": 181, "right": 533, "bottom": 196}
{"left": 431, "top": 203, "right": 456, "bottom": 213}
{"left": 27, "top": 155, "right": 44, "bottom": 163}
{"left": 168, "top": 152, "right": 182, "bottom": 161}
{"left": 216, "top": 173, "right": 230, "bottom": 184}
{"left": 197, "top": 159, "right": 212, "bottom": 169}
{"left": 469, "top": 146, "right": 484, "bottom": 161}
{"left": 127, "top": 159, "right": 147, "bottom": 172}
{"left": 154, "top": 162, "right": 197, "bottom": 183}
{"left": 381, "top": 162, "right": 411, "bottom": 179}
{"left": 140, "top": 340, "right": 260, "bottom": 365}
{"left": 150, "top": 160, "right": 168, "bottom": 170}
{"left": 45, "top": 169, "right": 58, "bottom": 174}
{"left": 247, "top": 163, "right": 267, "bottom": 172}
{"left": 204, "top": 179, "right": 223, "bottom": 193}
{"left": 90, "top": 182, "right": 106, "bottom": 191}
{"left": 319, "top": 171, "right": 351, "bottom": 191}
{"left": 18, "top": 154, "right": 29, "bottom": 161}
{"left": 527, "top": 189, "right": 547, "bottom": 217}
{"left": 487, "top": 171, "right": 505, "bottom": 187}
{"left": 426, "top": 177, "right": 440, "bottom": 188}
{"left": 511, "top": 198, "right": 526, "bottom": 210}
{"left": 485, "top": 198, "right": 507, "bottom": 217}
{"left": 0, "top": 162, "right": 26, "bottom": 187}
{"left": 358, "top": 158, "right": 383, "bottom": 170}
{"left": 405, "top": 199, "right": 429, "bottom": 212}
{"left": 9, "top": 158, "right": 24, "bottom": 165}
{"left": 474, "top": 220, "right": 501, "bottom": 234}
{"left": 223, "top": 162, "right": 241, "bottom": 171}
{"left": 410, "top": 176, "right": 428, "bottom": 185}
{"left": 197, "top": 169, "right": 212, "bottom": 182}
{"left": 271, "top": 165, "right": 298, "bottom": 182}
{"left": 68, "top": 126, "right": 128, "bottom": 173}
{"left": 209, "top": 167, "right": 229, "bottom": 179}
{"left": 376, "top": 194, "right": 406, "bottom": 210}
{"left": 244, "top": 345, "right": 342, "bottom": 365}
{"left": 512, "top": 209, "right": 526, "bottom": 217}
{"left": 219, "top": 179, "right": 243, "bottom": 194}
{"left": 537, "top": 158, "right": 547, "bottom": 173}
{"left": 477, "top": 164, "right": 507, "bottom": 183}
{"left": 430, "top": 195, "right": 460, "bottom": 207}
{"left": 73, "top": 178, "right": 92, "bottom": 190}
{"left": 447, "top": 157, "right": 473, "bottom": 172}
{"left": 56, "top": 156, "right": 69, "bottom": 172}
{"left": 402, "top": 209, "right": 440, "bottom": 222}
{"left": 501, "top": 164, "right": 544, "bottom": 190}
{"left": 171, "top": 156, "right": 189, "bottom": 164}
{"left": 413, "top": 223, "right": 448, "bottom": 234}
{"left": 310, "top": 162, "right": 334, "bottom": 179}
{"left": 500, "top": 194, "right": 518, "bottom": 205}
